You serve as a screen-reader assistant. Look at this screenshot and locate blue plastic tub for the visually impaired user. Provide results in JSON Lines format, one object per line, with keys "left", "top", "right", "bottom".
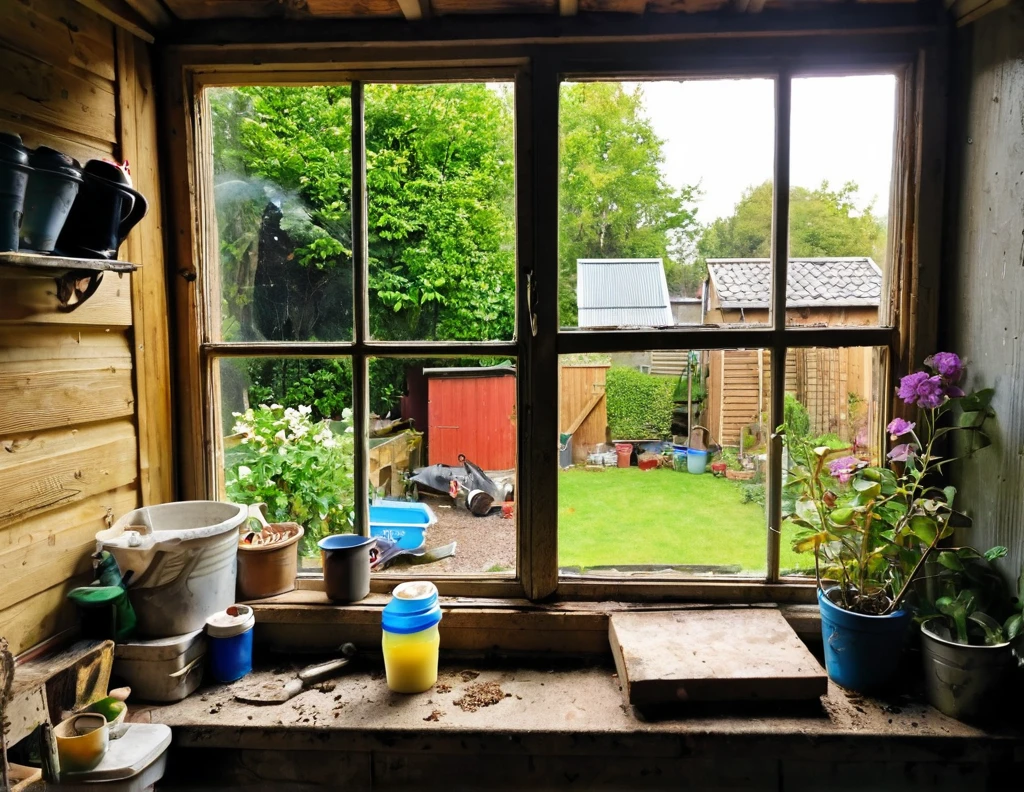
{"left": 686, "top": 448, "right": 709, "bottom": 474}
{"left": 205, "top": 604, "right": 254, "bottom": 683}
{"left": 818, "top": 587, "right": 911, "bottom": 692}
{"left": 369, "top": 501, "right": 437, "bottom": 550}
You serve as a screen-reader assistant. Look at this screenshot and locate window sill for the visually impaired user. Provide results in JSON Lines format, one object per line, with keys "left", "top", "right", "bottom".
{"left": 131, "top": 662, "right": 1023, "bottom": 789}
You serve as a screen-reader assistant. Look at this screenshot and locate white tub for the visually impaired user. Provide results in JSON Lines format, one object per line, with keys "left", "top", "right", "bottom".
{"left": 96, "top": 501, "right": 247, "bottom": 638}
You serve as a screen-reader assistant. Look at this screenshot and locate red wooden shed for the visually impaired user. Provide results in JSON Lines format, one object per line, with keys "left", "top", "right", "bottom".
{"left": 424, "top": 366, "right": 517, "bottom": 471}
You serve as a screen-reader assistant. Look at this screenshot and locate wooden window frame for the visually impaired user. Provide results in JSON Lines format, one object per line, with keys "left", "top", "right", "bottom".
{"left": 163, "top": 26, "right": 946, "bottom": 605}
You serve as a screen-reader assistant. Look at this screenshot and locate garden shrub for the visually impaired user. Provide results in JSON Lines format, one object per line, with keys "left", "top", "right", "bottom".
{"left": 605, "top": 367, "right": 676, "bottom": 440}
{"left": 783, "top": 393, "right": 811, "bottom": 438}
{"left": 740, "top": 483, "right": 766, "bottom": 508}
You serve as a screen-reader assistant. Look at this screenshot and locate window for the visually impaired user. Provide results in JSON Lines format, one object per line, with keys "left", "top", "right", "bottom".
{"left": 182, "top": 50, "right": 912, "bottom": 600}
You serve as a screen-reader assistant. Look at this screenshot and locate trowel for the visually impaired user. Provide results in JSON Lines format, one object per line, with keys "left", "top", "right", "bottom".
{"left": 234, "top": 643, "right": 357, "bottom": 705}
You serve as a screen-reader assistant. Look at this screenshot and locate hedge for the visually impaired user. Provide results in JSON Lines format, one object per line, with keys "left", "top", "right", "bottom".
{"left": 605, "top": 366, "right": 676, "bottom": 440}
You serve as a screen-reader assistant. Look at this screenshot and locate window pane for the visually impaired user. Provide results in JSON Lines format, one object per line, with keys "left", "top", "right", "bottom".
{"left": 781, "top": 346, "right": 888, "bottom": 576}
{"left": 208, "top": 86, "right": 354, "bottom": 342}
{"left": 786, "top": 75, "right": 896, "bottom": 326}
{"left": 369, "top": 357, "right": 517, "bottom": 576}
{"left": 560, "top": 79, "right": 775, "bottom": 331}
{"left": 366, "top": 83, "right": 516, "bottom": 341}
{"left": 557, "top": 350, "right": 771, "bottom": 578}
{"left": 216, "top": 357, "right": 354, "bottom": 569}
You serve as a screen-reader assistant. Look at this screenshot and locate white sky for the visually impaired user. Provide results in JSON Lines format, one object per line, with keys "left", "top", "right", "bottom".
{"left": 638, "top": 75, "right": 897, "bottom": 224}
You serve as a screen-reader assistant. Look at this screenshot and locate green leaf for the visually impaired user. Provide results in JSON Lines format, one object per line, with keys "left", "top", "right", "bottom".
{"left": 829, "top": 507, "right": 856, "bottom": 526}
{"left": 968, "top": 612, "right": 1006, "bottom": 646}
{"left": 960, "top": 388, "right": 995, "bottom": 412}
{"left": 983, "top": 546, "right": 1009, "bottom": 561}
{"left": 1004, "top": 613, "right": 1023, "bottom": 641}
{"left": 958, "top": 411, "right": 985, "bottom": 428}
{"left": 908, "top": 515, "right": 938, "bottom": 545}
{"left": 942, "top": 486, "right": 956, "bottom": 507}
{"left": 937, "top": 551, "right": 964, "bottom": 571}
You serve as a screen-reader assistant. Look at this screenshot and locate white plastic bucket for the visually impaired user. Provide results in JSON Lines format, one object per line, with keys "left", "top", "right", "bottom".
{"left": 96, "top": 501, "right": 247, "bottom": 638}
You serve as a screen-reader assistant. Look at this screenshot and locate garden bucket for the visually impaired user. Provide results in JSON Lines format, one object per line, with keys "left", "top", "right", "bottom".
{"left": 686, "top": 448, "right": 708, "bottom": 474}
{"left": 320, "top": 534, "right": 375, "bottom": 603}
{"left": 920, "top": 618, "right": 1017, "bottom": 722}
{"left": 615, "top": 443, "right": 632, "bottom": 468}
{"left": 818, "top": 587, "right": 911, "bottom": 692}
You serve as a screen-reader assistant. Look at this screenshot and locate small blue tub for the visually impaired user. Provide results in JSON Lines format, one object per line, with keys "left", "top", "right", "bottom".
{"left": 369, "top": 501, "right": 437, "bottom": 550}
{"left": 205, "top": 604, "right": 254, "bottom": 683}
{"left": 686, "top": 448, "right": 709, "bottom": 474}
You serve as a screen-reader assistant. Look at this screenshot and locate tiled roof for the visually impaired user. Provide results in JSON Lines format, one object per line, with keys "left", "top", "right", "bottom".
{"left": 576, "top": 259, "right": 674, "bottom": 328}
{"left": 706, "top": 258, "right": 883, "bottom": 309}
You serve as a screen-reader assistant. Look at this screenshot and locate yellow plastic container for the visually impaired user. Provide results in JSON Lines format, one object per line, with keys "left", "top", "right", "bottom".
{"left": 54, "top": 713, "right": 109, "bottom": 774}
{"left": 381, "top": 581, "right": 441, "bottom": 694}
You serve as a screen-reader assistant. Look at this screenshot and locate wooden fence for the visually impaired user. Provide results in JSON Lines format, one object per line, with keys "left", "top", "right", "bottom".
{"left": 559, "top": 365, "right": 609, "bottom": 463}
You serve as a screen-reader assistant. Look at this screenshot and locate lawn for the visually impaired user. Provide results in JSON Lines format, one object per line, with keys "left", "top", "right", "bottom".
{"left": 558, "top": 467, "right": 813, "bottom": 575}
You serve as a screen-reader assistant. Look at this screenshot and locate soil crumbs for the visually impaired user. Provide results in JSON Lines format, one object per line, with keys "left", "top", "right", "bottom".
{"left": 453, "top": 681, "right": 512, "bottom": 713}
{"left": 436, "top": 683, "right": 452, "bottom": 693}
{"left": 424, "top": 709, "right": 444, "bottom": 722}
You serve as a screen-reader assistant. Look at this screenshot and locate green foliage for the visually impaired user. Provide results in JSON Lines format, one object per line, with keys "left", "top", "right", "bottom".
{"left": 784, "top": 394, "right": 811, "bottom": 439}
{"left": 809, "top": 433, "right": 848, "bottom": 451}
{"left": 559, "top": 83, "right": 700, "bottom": 325}
{"left": 226, "top": 405, "right": 355, "bottom": 557}
{"left": 605, "top": 367, "right": 676, "bottom": 440}
{"left": 698, "top": 180, "right": 888, "bottom": 265}
{"left": 740, "top": 483, "right": 766, "bottom": 509}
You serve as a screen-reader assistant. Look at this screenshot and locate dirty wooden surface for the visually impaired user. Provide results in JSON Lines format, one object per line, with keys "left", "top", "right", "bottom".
{"left": 608, "top": 610, "right": 827, "bottom": 705}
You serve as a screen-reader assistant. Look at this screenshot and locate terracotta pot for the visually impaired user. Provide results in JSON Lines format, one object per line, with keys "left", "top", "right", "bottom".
{"left": 237, "top": 522, "right": 304, "bottom": 600}
{"left": 725, "top": 469, "right": 755, "bottom": 481}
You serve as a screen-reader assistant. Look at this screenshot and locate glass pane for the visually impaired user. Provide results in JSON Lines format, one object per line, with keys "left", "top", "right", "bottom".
{"left": 369, "top": 357, "right": 517, "bottom": 576}
{"left": 216, "top": 357, "right": 354, "bottom": 568}
{"left": 366, "top": 83, "right": 516, "bottom": 341}
{"left": 781, "top": 346, "right": 887, "bottom": 576}
{"left": 557, "top": 350, "right": 771, "bottom": 578}
{"left": 560, "top": 79, "right": 775, "bottom": 330}
{"left": 208, "top": 86, "right": 354, "bottom": 342}
{"left": 786, "top": 75, "right": 896, "bottom": 326}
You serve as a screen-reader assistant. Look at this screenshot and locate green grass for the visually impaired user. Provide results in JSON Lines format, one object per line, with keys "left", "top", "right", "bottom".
{"left": 558, "top": 467, "right": 813, "bottom": 575}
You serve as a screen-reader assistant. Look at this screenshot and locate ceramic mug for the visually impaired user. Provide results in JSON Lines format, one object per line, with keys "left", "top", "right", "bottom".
{"left": 319, "top": 534, "right": 375, "bottom": 603}
{"left": 54, "top": 712, "right": 109, "bottom": 773}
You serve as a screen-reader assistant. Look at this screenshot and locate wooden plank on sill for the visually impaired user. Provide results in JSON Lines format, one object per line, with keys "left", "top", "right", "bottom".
{"left": 9, "top": 763, "right": 44, "bottom": 792}
{"left": 0, "top": 270, "right": 132, "bottom": 326}
{"left": 609, "top": 609, "right": 826, "bottom": 706}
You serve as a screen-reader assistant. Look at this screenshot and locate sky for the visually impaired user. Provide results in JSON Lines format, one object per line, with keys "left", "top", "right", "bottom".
{"left": 638, "top": 75, "right": 897, "bottom": 225}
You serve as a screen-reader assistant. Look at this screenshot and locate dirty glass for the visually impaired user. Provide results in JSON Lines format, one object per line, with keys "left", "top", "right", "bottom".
{"left": 368, "top": 356, "right": 517, "bottom": 577}
{"left": 207, "top": 86, "right": 354, "bottom": 343}
{"left": 780, "top": 346, "right": 888, "bottom": 577}
{"left": 559, "top": 78, "right": 775, "bottom": 331}
{"left": 365, "top": 83, "right": 517, "bottom": 342}
{"left": 216, "top": 356, "right": 354, "bottom": 570}
{"left": 556, "top": 349, "right": 773, "bottom": 579}
{"left": 786, "top": 74, "right": 896, "bottom": 327}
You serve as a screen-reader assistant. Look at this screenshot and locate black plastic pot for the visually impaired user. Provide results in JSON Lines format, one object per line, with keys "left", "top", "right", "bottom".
{"left": 0, "top": 132, "right": 31, "bottom": 252}
{"left": 57, "top": 159, "right": 147, "bottom": 259}
{"left": 20, "top": 147, "right": 83, "bottom": 253}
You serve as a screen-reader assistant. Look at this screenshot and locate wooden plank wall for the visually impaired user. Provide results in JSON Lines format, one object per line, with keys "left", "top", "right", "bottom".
{"left": 559, "top": 365, "right": 608, "bottom": 462}
{"left": 0, "top": 0, "right": 172, "bottom": 656}
{"left": 944, "top": 3, "right": 1024, "bottom": 578}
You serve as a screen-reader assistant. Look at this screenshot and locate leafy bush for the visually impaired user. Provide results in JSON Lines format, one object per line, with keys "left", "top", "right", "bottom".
{"left": 784, "top": 393, "right": 811, "bottom": 438}
{"left": 740, "top": 483, "right": 765, "bottom": 508}
{"left": 809, "top": 433, "right": 848, "bottom": 450}
{"left": 605, "top": 367, "right": 676, "bottom": 440}
{"left": 225, "top": 404, "right": 355, "bottom": 556}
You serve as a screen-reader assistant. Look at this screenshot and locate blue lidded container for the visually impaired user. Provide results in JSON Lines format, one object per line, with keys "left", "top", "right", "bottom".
{"left": 382, "top": 581, "right": 442, "bottom": 635}
{"left": 205, "top": 604, "right": 255, "bottom": 683}
{"left": 381, "top": 581, "right": 442, "bottom": 693}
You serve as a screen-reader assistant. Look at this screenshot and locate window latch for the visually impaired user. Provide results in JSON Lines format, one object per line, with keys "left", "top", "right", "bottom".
{"left": 526, "top": 271, "right": 538, "bottom": 337}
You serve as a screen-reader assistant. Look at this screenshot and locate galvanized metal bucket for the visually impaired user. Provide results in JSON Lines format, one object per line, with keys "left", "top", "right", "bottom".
{"left": 920, "top": 618, "right": 1018, "bottom": 722}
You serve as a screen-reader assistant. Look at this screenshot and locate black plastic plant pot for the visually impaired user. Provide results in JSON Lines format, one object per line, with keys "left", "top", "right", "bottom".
{"left": 20, "top": 146, "right": 83, "bottom": 253}
{"left": 0, "top": 132, "right": 31, "bottom": 252}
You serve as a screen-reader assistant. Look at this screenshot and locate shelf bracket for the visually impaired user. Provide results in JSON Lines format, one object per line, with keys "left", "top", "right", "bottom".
{"left": 55, "top": 270, "right": 105, "bottom": 312}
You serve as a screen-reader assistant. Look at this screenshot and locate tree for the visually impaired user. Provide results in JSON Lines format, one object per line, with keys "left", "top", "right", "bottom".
{"left": 698, "top": 180, "right": 888, "bottom": 264}
{"left": 559, "top": 83, "right": 700, "bottom": 325}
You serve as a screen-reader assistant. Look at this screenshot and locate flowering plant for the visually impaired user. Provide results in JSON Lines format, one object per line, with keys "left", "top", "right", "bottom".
{"left": 226, "top": 404, "right": 355, "bottom": 556}
{"left": 785, "top": 353, "right": 995, "bottom": 615}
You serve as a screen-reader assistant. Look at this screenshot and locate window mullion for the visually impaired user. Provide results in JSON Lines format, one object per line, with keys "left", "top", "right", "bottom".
{"left": 351, "top": 80, "right": 370, "bottom": 539}
{"left": 767, "top": 69, "right": 792, "bottom": 584}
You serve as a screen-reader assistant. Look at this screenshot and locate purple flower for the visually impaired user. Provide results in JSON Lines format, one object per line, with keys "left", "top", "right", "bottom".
{"left": 887, "top": 418, "right": 916, "bottom": 439}
{"left": 829, "top": 456, "right": 865, "bottom": 484}
{"left": 927, "top": 352, "right": 963, "bottom": 383}
{"left": 945, "top": 384, "right": 965, "bottom": 399}
{"left": 898, "top": 371, "right": 929, "bottom": 405}
{"left": 887, "top": 443, "right": 918, "bottom": 462}
{"left": 916, "top": 375, "right": 946, "bottom": 409}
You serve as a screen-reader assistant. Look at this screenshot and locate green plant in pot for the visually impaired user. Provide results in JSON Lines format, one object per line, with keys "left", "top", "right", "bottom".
{"left": 915, "top": 545, "right": 1022, "bottom": 722}
{"left": 784, "top": 352, "right": 994, "bottom": 693}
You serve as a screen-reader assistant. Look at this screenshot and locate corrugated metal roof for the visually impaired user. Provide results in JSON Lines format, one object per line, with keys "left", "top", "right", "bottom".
{"left": 576, "top": 258, "right": 674, "bottom": 328}
{"left": 706, "top": 258, "right": 883, "bottom": 309}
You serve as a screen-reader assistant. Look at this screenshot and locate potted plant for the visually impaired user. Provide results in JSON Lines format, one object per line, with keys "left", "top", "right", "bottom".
{"left": 785, "top": 352, "right": 994, "bottom": 692}
{"left": 916, "top": 545, "right": 1022, "bottom": 721}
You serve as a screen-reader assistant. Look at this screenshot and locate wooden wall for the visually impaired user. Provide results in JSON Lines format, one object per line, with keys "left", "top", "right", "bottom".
{"left": 559, "top": 365, "right": 608, "bottom": 463}
{"left": 943, "top": 3, "right": 1024, "bottom": 577}
{"left": 0, "top": 0, "right": 172, "bottom": 656}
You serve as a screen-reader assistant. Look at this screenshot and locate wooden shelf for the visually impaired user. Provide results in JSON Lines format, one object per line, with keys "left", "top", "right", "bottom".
{"left": 0, "top": 251, "right": 137, "bottom": 275}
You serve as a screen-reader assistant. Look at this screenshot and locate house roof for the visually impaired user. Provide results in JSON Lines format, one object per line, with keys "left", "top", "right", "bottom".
{"left": 576, "top": 259, "right": 674, "bottom": 328}
{"left": 706, "top": 258, "right": 883, "bottom": 310}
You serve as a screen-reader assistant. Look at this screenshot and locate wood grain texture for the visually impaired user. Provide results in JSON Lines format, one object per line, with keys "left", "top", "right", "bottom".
{"left": 0, "top": 419, "right": 138, "bottom": 524}
{"left": 945, "top": 4, "right": 1024, "bottom": 579}
{"left": 117, "top": 31, "right": 176, "bottom": 506}
{"left": 609, "top": 609, "right": 826, "bottom": 705}
{"left": 0, "top": 574, "right": 89, "bottom": 656}
{"left": 0, "top": 270, "right": 132, "bottom": 326}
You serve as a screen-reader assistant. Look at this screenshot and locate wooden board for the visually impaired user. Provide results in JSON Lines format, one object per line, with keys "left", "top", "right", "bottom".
{"left": 0, "top": 270, "right": 132, "bottom": 326}
{"left": 609, "top": 609, "right": 826, "bottom": 706}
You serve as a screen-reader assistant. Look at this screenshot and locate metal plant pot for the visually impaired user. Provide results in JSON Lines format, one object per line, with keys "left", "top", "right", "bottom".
{"left": 920, "top": 618, "right": 1017, "bottom": 722}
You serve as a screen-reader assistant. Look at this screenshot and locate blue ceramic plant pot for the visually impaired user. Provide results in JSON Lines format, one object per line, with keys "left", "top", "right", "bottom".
{"left": 818, "top": 586, "right": 912, "bottom": 693}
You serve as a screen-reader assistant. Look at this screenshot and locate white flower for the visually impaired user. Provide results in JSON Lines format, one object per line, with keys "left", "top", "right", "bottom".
{"left": 271, "top": 404, "right": 283, "bottom": 410}
{"left": 298, "top": 405, "right": 312, "bottom": 415}
{"left": 237, "top": 465, "right": 251, "bottom": 479}
{"left": 274, "top": 429, "right": 287, "bottom": 443}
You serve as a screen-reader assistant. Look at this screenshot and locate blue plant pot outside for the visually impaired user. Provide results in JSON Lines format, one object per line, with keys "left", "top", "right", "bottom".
{"left": 818, "top": 587, "right": 911, "bottom": 693}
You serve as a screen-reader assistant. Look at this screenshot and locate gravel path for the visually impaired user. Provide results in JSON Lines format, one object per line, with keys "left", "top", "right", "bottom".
{"left": 377, "top": 493, "right": 516, "bottom": 576}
